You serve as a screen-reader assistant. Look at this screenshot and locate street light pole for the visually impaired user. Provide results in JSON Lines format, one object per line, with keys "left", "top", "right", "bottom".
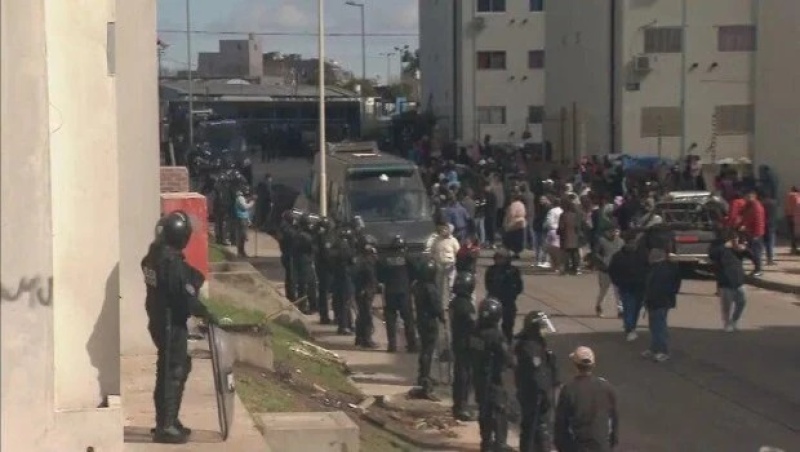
{"left": 345, "top": 1, "right": 366, "bottom": 134}
{"left": 185, "top": 0, "right": 194, "bottom": 153}
{"left": 318, "top": 0, "right": 328, "bottom": 217}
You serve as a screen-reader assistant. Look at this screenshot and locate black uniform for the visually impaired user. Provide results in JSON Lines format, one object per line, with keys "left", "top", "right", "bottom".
{"left": 277, "top": 215, "right": 297, "bottom": 301}
{"left": 292, "top": 221, "right": 318, "bottom": 314}
{"left": 514, "top": 330, "right": 559, "bottom": 452}
{"left": 412, "top": 267, "right": 443, "bottom": 396}
{"left": 212, "top": 174, "right": 231, "bottom": 245}
{"left": 142, "top": 213, "right": 211, "bottom": 444}
{"left": 315, "top": 220, "right": 336, "bottom": 324}
{"left": 378, "top": 246, "right": 419, "bottom": 352}
{"left": 484, "top": 261, "right": 523, "bottom": 343}
{"left": 352, "top": 241, "right": 379, "bottom": 347}
{"left": 471, "top": 300, "right": 514, "bottom": 452}
{"left": 450, "top": 273, "right": 477, "bottom": 419}
{"left": 331, "top": 231, "right": 356, "bottom": 333}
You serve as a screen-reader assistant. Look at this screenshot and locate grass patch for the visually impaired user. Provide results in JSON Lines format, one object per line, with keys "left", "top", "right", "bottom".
{"left": 360, "top": 422, "right": 421, "bottom": 452}
{"left": 208, "top": 243, "right": 228, "bottom": 263}
{"left": 235, "top": 369, "right": 302, "bottom": 413}
{"left": 203, "top": 296, "right": 266, "bottom": 325}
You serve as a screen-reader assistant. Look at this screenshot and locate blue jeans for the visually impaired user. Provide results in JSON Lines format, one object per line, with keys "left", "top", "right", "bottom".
{"left": 720, "top": 286, "right": 747, "bottom": 323}
{"left": 620, "top": 291, "right": 642, "bottom": 333}
{"left": 533, "top": 230, "right": 547, "bottom": 264}
{"left": 749, "top": 236, "right": 764, "bottom": 272}
{"left": 764, "top": 229, "right": 776, "bottom": 263}
{"left": 647, "top": 307, "right": 670, "bottom": 354}
{"left": 475, "top": 217, "right": 486, "bottom": 244}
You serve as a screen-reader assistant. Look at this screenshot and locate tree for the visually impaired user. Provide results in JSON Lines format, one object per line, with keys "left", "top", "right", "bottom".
{"left": 395, "top": 45, "right": 420, "bottom": 75}
{"left": 341, "top": 78, "right": 378, "bottom": 97}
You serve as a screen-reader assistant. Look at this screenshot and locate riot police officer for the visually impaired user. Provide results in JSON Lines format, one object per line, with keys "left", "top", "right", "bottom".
{"left": 142, "top": 211, "right": 213, "bottom": 444}
{"left": 471, "top": 297, "right": 514, "bottom": 452}
{"left": 377, "top": 236, "right": 419, "bottom": 353}
{"left": 212, "top": 172, "right": 231, "bottom": 245}
{"left": 277, "top": 210, "right": 298, "bottom": 302}
{"left": 514, "top": 311, "right": 559, "bottom": 452}
{"left": 412, "top": 258, "right": 444, "bottom": 399}
{"left": 316, "top": 217, "right": 336, "bottom": 324}
{"left": 353, "top": 234, "right": 379, "bottom": 348}
{"left": 484, "top": 249, "right": 523, "bottom": 343}
{"left": 293, "top": 214, "right": 319, "bottom": 315}
{"left": 332, "top": 226, "right": 356, "bottom": 334}
{"left": 450, "top": 271, "right": 477, "bottom": 421}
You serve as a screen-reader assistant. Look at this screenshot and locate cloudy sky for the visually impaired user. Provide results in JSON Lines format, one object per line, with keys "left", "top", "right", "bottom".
{"left": 158, "top": 0, "right": 418, "bottom": 82}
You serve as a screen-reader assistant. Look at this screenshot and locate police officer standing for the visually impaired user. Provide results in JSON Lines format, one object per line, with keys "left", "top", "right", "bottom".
{"left": 142, "top": 211, "right": 213, "bottom": 444}
{"left": 353, "top": 234, "right": 379, "bottom": 348}
{"left": 332, "top": 226, "right": 357, "bottom": 334}
{"left": 555, "top": 346, "right": 619, "bottom": 452}
{"left": 470, "top": 297, "right": 514, "bottom": 452}
{"left": 485, "top": 249, "right": 524, "bottom": 343}
{"left": 277, "top": 210, "right": 298, "bottom": 302}
{"left": 315, "top": 217, "right": 336, "bottom": 324}
{"left": 212, "top": 172, "right": 231, "bottom": 246}
{"left": 514, "top": 311, "right": 559, "bottom": 452}
{"left": 450, "top": 271, "right": 477, "bottom": 421}
{"left": 293, "top": 214, "right": 319, "bottom": 315}
{"left": 412, "top": 258, "right": 444, "bottom": 400}
{"left": 377, "top": 236, "right": 419, "bottom": 353}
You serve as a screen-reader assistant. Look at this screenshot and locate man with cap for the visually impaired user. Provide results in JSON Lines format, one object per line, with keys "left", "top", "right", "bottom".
{"left": 555, "top": 346, "right": 619, "bottom": 452}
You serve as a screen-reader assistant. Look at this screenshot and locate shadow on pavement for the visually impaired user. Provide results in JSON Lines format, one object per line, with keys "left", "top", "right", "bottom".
{"left": 123, "top": 427, "right": 223, "bottom": 445}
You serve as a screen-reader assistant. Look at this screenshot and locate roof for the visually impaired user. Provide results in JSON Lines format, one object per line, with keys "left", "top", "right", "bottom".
{"left": 160, "top": 79, "right": 359, "bottom": 101}
{"left": 330, "top": 151, "right": 415, "bottom": 168}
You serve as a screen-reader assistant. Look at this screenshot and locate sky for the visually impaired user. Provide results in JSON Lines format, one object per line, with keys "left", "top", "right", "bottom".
{"left": 157, "top": 0, "right": 419, "bottom": 82}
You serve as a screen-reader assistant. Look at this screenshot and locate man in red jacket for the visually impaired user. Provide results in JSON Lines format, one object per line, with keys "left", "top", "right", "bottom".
{"left": 727, "top": 191, "right": 747, "bottom": 229}
{"left": 741, "top": 189, "right": 766, "bottom": 276}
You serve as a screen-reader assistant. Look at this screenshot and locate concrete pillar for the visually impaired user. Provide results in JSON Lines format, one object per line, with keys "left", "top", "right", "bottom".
{"left": 117, "top": 0, "right": 161, "bottom": 356}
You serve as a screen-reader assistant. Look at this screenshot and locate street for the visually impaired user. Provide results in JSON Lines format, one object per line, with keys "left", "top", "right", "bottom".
{"left": 250, "top": 158, "right": 800, "bottom": 451}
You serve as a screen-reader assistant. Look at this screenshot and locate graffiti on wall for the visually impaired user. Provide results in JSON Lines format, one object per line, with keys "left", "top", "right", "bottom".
{"left": 1, "top": 276, "right": 53, "bottom": 307}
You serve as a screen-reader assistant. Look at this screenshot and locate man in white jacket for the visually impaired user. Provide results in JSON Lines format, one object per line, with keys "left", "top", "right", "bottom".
{"left": 431, "top": 223, "right": 461, "bottom": 307}
{"left": 544, "top": 198, "right": 564, "bottom": 272}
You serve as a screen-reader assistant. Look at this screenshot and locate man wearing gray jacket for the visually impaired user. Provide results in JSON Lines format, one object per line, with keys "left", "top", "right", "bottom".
{"left": 593, "top": 227, "right": 624, "bottom": 318}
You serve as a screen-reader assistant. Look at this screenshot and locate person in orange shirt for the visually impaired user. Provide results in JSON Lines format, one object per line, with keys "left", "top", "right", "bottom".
{"left": 727, "top": 191, "right": 748, "bottom": 229}
{"left": 784, "top": 186, "right": 800, "bottom": 254}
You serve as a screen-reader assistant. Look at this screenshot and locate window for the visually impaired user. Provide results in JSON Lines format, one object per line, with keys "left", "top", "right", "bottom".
{"left": 715, "top": 105, "right": 754, "bottom": 135}
{"left": 528, "top": 50, "right": 545, "bottom": 69}
{"left": 528, "top": 106, "right": 544, "bottom": 124}
{"left": 477, "top": 51, "right": 507, "bottom": 70}
{"left": 530, "top": 0, "right": 544, "bottom": 12}
{"left": 477, "top": 0, "right": 505, "bottom": 13}
{"left": 718, "top": 25, "right": 756, "bottom": 52}
{"left": 644, "top": 27, "right": 682, "bottom": 53}
{"left": 478, "top": 106, "right": 506, "bottom": 125}
{"left": 641, "top": 107, "right": 682, "bottom": 137}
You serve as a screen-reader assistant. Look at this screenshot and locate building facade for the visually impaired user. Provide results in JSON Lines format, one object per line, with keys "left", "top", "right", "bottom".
{"left": 1, "top": 0, "right": 160, "bottom": 450}
{"left": 420, "top": 0, "right": 546, "bottom": 144}
{"left": 547, "top": 0, "right": 759, "bottom": 163}
{"left": 197, "top": 34, "right": 265, "bottom": 80}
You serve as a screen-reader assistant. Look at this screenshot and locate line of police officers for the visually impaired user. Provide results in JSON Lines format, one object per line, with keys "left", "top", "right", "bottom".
{"left": 275, "top": 209, "right": 586, "bottom": 452}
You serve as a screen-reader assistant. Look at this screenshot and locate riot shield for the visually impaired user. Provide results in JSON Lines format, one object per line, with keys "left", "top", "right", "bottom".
{"left": 208, "top": 323, "right": 236, "bottom": 440}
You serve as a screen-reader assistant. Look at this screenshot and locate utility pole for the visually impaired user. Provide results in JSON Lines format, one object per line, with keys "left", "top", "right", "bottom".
{"left": 185, "top": 0, "right": 194, "bottom": 153}
{"left": 318, "top": 0, "right": 328, "bottom": 216}
{"left": 657, "top": 115, "right": 663, "bottom": 159}
{"left": 345, "top": 1, "right": 366, "bottom": 134}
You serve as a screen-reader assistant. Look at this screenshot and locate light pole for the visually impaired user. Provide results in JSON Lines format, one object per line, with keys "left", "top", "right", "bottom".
{"left": 185, "top": 0, "right": 194, "bottom": 153}
{"left": 318, "top": 0, "right": 328, "bottom": 216}
{"left": 345, "top": 1, "right": 366, "bottom": 133}
{"left": 379, "top": 52, "right": 396, "bottom": 85}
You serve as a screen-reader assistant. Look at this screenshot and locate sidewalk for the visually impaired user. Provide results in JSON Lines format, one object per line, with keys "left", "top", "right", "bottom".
{"left": 745, "top": 246, "right": 800, "bottom": 294}
{"left": 226, "top": 229, "right": 518, "bottom": 450}
{"left": 122, "top": 341, "right": 269, "bottom": 451}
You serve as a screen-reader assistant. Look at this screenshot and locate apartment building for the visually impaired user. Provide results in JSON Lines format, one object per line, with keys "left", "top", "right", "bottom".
{"left": 547, "top": 0, "right": 760, "bottom": 163}
{"left": 197, "top": 34, "right": 265, "bottom": 80}
{"left": 420, "top": 0, "right": 546, "bottom": 144}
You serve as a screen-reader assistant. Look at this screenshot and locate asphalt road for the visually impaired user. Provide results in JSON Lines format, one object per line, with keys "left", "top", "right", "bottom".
{"left": 252, "top": 157, "right": 800, "bottom": 452}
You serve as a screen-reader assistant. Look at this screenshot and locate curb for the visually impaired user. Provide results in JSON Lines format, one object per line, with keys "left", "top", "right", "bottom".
{"left": 361, "top": 411, "right": 480, "bottom": 452}
{"left": 746, "top": 276, "right": 800, "bottom": 295}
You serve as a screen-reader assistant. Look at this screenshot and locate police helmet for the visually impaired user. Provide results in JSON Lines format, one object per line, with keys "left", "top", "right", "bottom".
{"left": 522, "top": 310, "right": 557, "bottom": 334}
{"left": 391, "top": 235, "right": 406, "bottom": 250}
{"left": 477, "top": 297, "right": 503, "bottom": 326}
{"left": 452, "top": 271, "right": 476, "bottom": 296}
{"left": 319, "top": 217, "right": 334, "bottom": 232}
{"left": 493, "top": 248, "right": 512, "bottom": 263}
{"left": 417, "top": 258, "right": 437, "bottom": 282}
{"left": 352, "top": 215, "right": 366, "bottom": 231}
{"left": 159, "top": 210, "right": 193, "bottom": 250}
{"left": 362, "top": 234, "right": 378, "bottom": 250}
{"left": 339, "top": 227, "right": 354, "bottom": 240}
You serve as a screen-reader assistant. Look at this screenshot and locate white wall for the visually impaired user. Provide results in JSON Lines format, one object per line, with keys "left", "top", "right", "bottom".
{"left": 117, "top": 0, "right": 161, "bottom": 356}
{"left": 618, "top": 0, "right": 755, "bottom": 159}
{"left": 459, "top": 0, "right": 545, "bottom": 143}
{"left": 419, "top": 0, "right": 456, "bottom": 139}
{"left": 754, "top": 0, "right": 800, "bottom": 202}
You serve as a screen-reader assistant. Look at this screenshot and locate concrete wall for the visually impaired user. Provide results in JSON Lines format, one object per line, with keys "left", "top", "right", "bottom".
{"left": 618, "top": 0, "right": 755, "bottom": 158}
{"left": 545, "top": 0, "right": 612, "bottom": 160}
{"left": 458, "top": 0, "right": 546, "bottom": 144}
{"left": 160, "top": 166, "right": 191, "bottom": 193}
{"left": 754, "top": 0, "right": 800, "bottom": 200}
{"left": 117, "top": 0, "right": 161, "bottom": 356}
{"left": 419, "top": 0, "right": 456, "bottom": 139}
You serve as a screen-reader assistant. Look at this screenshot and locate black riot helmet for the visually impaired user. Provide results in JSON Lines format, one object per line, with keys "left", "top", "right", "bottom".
{"left": 521, "top": 310, "right": 557, "bottom": 335}
{"left": 319, "top": 217, "right": 334, "bottom": 232}
{"left": 452, "top": 271, "right": 476, "bottom": 296}
{"left": 362, "top": 234, "right": 378, "bottom": 250}
{"left": 477, "top": 297, "right": 503, "bottom": 327}
{"left": 417, "top": 258, "right": 437, "bottom": 282}
{"left": 158, "top": 210, "right": 193, "bottom": 250}
{"left": 352, "top": 215, "right": 366, "bottom": 232}
{"left": 339, "top": 227, "right": 354, "bottom": 241}
{"left": 391, "top": 235, "right": 406, "bottom": 250}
